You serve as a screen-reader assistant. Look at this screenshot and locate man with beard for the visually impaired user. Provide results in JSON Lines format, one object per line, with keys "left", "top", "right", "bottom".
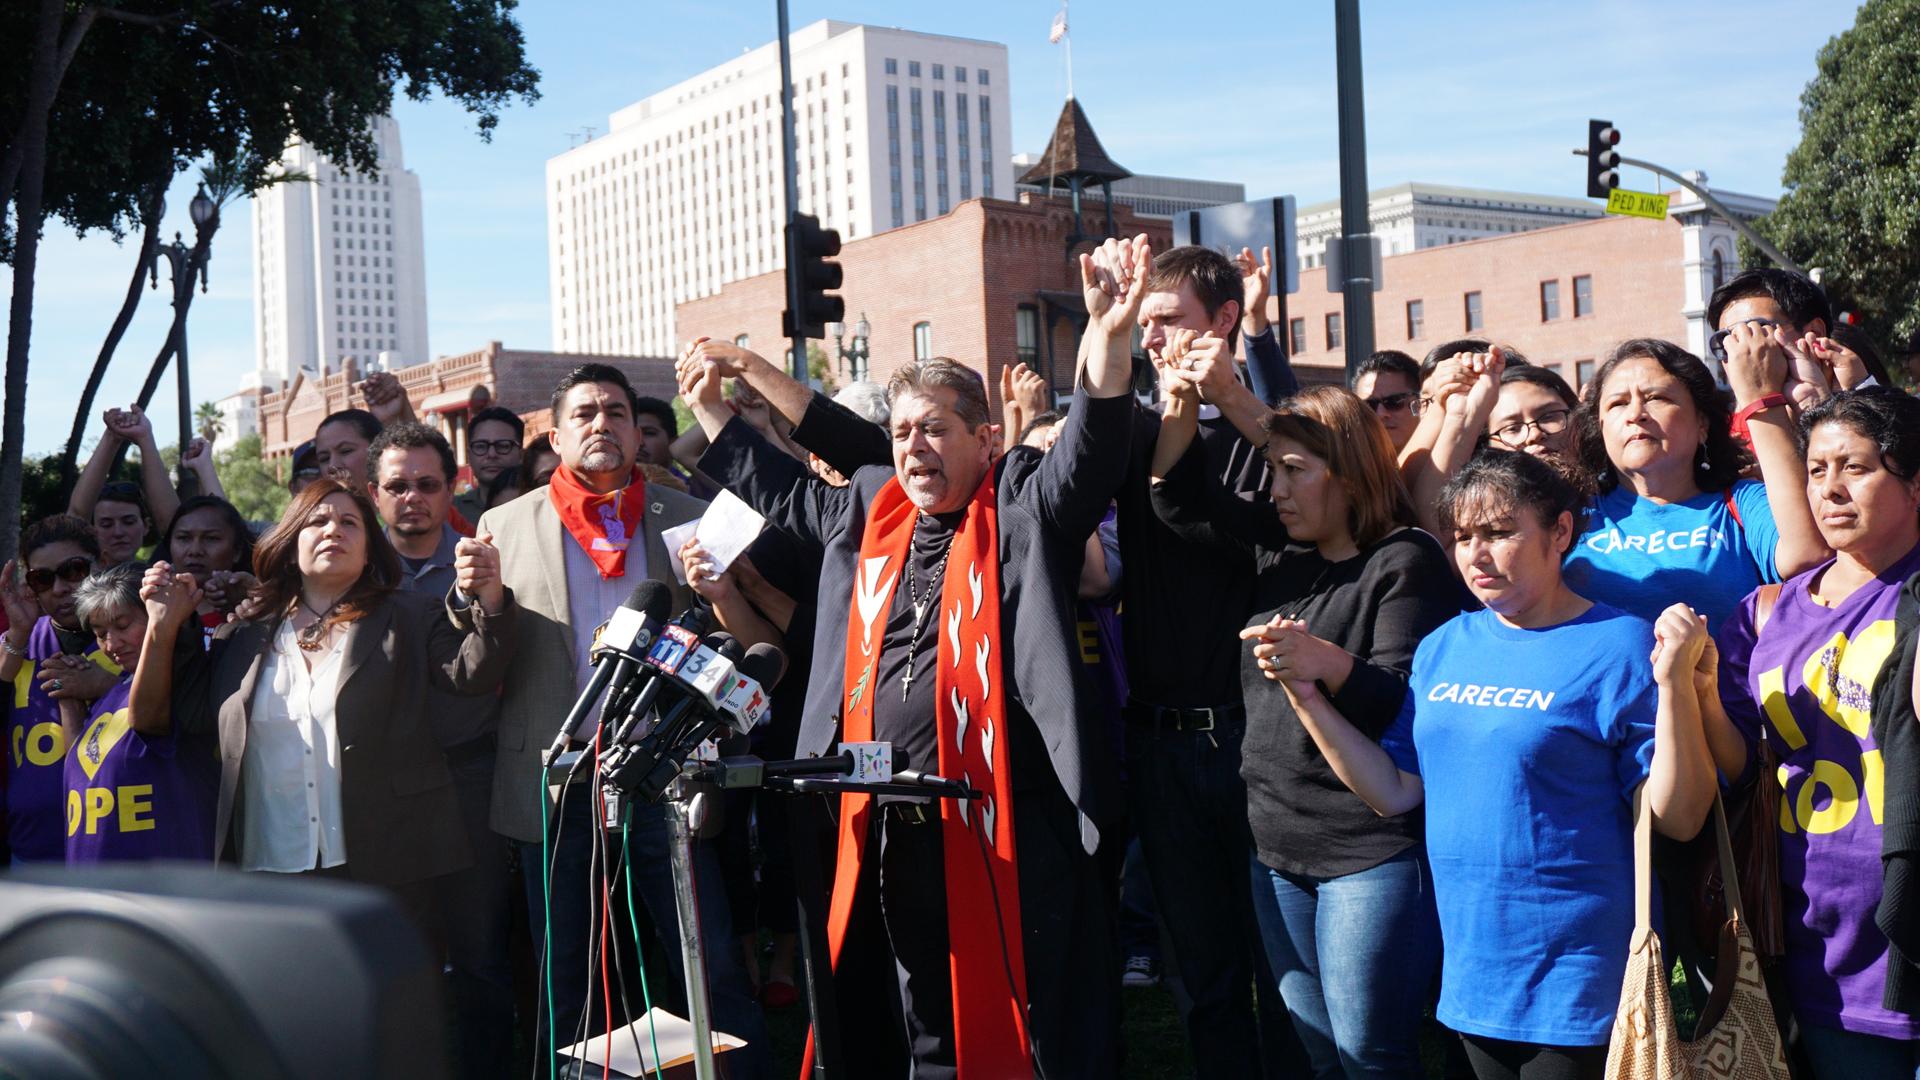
{"left": 1, "top": 516, "right": 120, "bottom": 864}
{"left": 677, "top": 236, "right": 1149, "bottom": 1077}
{"left": 366, "top": 422, "right": 516, "bottom": 1078}
{"left": 449, "top": 366, "right": 768, "bottom": 1076}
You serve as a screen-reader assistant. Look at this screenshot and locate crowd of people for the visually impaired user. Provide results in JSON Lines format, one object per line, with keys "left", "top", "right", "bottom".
{"left": 3, "top": 242, "right": 1918, "bottom": 1080}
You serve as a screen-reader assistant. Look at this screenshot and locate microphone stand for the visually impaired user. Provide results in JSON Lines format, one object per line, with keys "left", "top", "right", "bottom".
{"left": 617, "top": 753, "right": 979, "bottom": 1080}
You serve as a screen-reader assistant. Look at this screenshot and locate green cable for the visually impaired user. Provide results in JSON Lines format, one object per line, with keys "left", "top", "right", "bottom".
{"left": 539, "top": 782, "right": 556, "bottom": 1080}
{"left": 622, "top": 805, "right": 666, "bottom": 1080}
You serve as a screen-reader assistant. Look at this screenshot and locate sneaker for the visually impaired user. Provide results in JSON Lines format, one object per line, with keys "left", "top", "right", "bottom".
{"left": 1121, "top": 954, "right": 1159, "bottom": 989}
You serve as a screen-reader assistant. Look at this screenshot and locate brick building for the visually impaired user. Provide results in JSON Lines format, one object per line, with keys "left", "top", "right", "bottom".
{"left": 254, "top": 340, "right": 678, "bottom": 459}
{"left": 676, "top": 191, "right": 1172, "bottom": 400}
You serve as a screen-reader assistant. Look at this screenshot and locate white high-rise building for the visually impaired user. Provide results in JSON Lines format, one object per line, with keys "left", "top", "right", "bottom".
{"left": 1293, "top": 183, "right": 1602, "bottom": 270}
{"left": 547, "top": 20, "right": 1013, "bottom": 358}
{"left": 252, "top": 115, "right": 429, "bottom": 383}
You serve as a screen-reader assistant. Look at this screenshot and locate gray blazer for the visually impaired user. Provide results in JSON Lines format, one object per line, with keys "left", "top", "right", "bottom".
{"left": 454, "top": 484, "right": 704, "bottom": 843}
{"left": 173, "top": 589, "right": 516, "bottom": 887}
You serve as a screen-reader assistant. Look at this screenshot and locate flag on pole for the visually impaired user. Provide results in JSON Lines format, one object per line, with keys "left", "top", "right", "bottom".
{"left": 1049, "top": 9, "right": 1068, "bottom": 43}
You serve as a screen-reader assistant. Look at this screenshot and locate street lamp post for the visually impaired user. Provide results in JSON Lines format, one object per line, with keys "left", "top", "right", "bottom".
{"left": 827, "top": 312, "right": 871, "bottom": 383}
{"left": 151, "top": 184, "right": 216, "bottom": 491}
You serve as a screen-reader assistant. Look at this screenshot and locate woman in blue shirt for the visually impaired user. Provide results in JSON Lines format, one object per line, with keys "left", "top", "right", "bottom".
{"left": 1260, "top": 450, "right": 1719, "bottom": 1080}
{"left": 1566, "top": 337, "right": 1825, "bottom": 631}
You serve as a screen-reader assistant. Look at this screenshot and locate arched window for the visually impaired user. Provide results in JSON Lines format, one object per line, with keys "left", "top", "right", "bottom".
{"left": 912, "top": 321, "right": 932, "bottom": 360}
{"left": 734, "top": 333, "right": 750, "bottom": 349}
{"left": 1711, "top": 250, "right": 1727, "bottom": 291}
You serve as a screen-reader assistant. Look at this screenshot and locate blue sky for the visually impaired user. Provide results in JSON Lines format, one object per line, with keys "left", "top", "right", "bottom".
{"left": 5, "top": 0, "right": 1859, "bottom": 454}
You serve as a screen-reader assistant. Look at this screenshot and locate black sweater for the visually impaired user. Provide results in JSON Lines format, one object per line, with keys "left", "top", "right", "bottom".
{"left": 1868, "top": 571, "right": 1920, "bottom": 1015}
{"left": 1153, "top": 440, "right": 1466, "bottom": 877}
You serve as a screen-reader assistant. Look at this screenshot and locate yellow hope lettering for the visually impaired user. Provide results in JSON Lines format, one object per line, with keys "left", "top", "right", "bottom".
{"left": 1800, "top": 623, "right": 1895, "bottom": 739}
{"left": 1794, "top": 759, "right": 1859, "bottom": 835}
{"left": 1862, "top": 749, "right": 1884, "bottom": 827}
{"left": 23, "top": 722, "right": 65, "bottom": 767}
{"left": 1757, "top": 666, "right": 1808, "bottom": 750}
{"left": 1776, "top": 763, "right": 1797, "bottom": 834}
{"left": 84, "top": 787, "right": 113, "bottom": 835}
{"left": 116, "top": 785, "right": 155, "bottom": 833}
{"left": 12, "top": 661, "right": 32, "bottom": 710}
{"left": 66, "top": 789, "right": 81, "bottom": 837}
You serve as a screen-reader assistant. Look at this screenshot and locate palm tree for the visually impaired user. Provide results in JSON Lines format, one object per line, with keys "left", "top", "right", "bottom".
{"left": 194, "top": 400, "right": 223, "bottom": 443}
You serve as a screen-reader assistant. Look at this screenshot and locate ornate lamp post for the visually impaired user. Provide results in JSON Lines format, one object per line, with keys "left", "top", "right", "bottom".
{"left": 827, "top": 312, "right": 871, "bottom": 383}
{"left": 151, "top": 184, "right": 217, "bottom": 488}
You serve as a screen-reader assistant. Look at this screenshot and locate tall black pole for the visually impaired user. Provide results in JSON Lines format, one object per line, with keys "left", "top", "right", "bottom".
{"left": 1334, "top": 0, "right": 1375, "bottom": 378}
{"left": 174, "top": 259, "right": 193, "bottom": 487}
{"left": 776, "top": 0, "right": 807, "bottom": 383}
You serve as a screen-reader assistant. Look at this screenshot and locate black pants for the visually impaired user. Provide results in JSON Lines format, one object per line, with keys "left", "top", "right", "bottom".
{"left": 1459, "top": 1034, "right": 1607, "bottom": 1080}
{"left": 435, "top": 756, "right": 517, "bottom": 1080}
{"left": 831, "top": 783, "right": 1120, "bottom": 1079}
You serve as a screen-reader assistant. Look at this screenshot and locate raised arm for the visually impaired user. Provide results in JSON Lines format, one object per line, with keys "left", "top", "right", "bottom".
{"left": 67, "top": 419, "right": 123, "bottom": 520}
{"left": 1276, "top": 674, "right": 1425, "bottom": 817}
{"left": 681, "top": 540, "right": 785, "bottom": 651}
{"left": 1415, "top": 350, "right": 1504, "bottom": 538}
{"left": 683, "top": 359, "right": 852, "bottom": 552}
{"left": 109, "top": 407, "right": 183, "bottom": 527}
{"left": 1721, "top": 324, "right": 1828, "bottom": 577}
{"left": 130, "top": 562, "right": 204, "bottom": 737}
{"left": 1235, "top": 245, "right": 1297, "bottom": 405}
{"left": 1645, "top": 604, "right": 1719, "bottom": 840}
{"left": 179, "top": 437, "right": 227, "bottom": 501}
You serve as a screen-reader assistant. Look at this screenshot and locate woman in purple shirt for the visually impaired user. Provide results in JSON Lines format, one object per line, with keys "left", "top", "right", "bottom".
{"left": 1705, "top": 388, "right": 1920, "bottom": 1077}
{"left": 58, "top": 562, "right": 215, "bottom": 863}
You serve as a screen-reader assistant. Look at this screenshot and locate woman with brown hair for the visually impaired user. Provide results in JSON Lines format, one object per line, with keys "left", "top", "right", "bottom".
{"left": 1152, "top": 368, "right": 1466, "bottom": 1078}
{"left": 129, "top": 476, "right": 516, "bottom": 899}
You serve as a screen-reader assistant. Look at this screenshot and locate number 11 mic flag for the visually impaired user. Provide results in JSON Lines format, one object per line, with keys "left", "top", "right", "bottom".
{"left": 1049, "top": 9, "right": 1067, "bottom": 43}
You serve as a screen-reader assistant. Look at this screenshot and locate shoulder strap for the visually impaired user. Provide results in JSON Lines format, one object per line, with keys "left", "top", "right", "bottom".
{"left": 1753, "top": 582, "right": 1783, "bottom": 635}
{"left": 1633, "top": 784, "right": 1654, "bottom": 931}
{"left": 1724, "top": 485, "right": 1744, "bottom": 529}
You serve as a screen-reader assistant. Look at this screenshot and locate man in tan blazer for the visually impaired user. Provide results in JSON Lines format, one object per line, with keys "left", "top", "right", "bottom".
{"left": 453, "top": 363, "right": 767, "bottom": 1074}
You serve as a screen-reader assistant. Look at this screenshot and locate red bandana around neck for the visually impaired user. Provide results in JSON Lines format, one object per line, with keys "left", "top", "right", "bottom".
{"left": 546, "top": 463, "right": 648, "bottom": 579}
{"left": 802, "top": 470, "right": 1031, "bottom": 1077}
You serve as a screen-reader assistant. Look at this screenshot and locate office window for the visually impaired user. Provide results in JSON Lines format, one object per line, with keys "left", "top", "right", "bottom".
{"left": 1464, "top": 291, "right": 1483, "bottom": 331}
{"left": 1576, "top": 359, "right": 1596, "bottom": 390}
{"left": 1406, "top": 299, "right": 1425, "bottom": 339}
{"left": 1289, "top": 317, "right": 1308, "bottom": 355}
{"left": 908, "top": 61, "right": 921, "bottom": 77}
{"left": 932, "top": 64, "right": 944, "bottom": 80}
{"left": 956, "top": 67, "right": 968, "bottom": 83}
{"left": 885, "top": 58, "right": 898, "bottom": 75}
{"left": 1573, "top": 274, "right": 1594, "bottom": 317}
{"left": 1540, "top": 280, "right": 1560, "bottom": 321}
{"left": 1325, "top": 312, "right": 1343, "bottom": 350}
{"left": 1016, "top": 306, "right": 1040, "bottom": 365}
{"left": 913, "top": 321, "right": 933, "bottom": 360}
{"left": 978, "top": 70, "right": 989, "bottom": 85}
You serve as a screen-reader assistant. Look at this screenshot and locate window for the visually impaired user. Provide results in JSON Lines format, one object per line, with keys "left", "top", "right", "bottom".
{"left": 978, "top": 70, "right": 989, "bottom": 85}
{"left": 908, "top": 61, "right": 921, "bottom": 77}
{"left": 885, "top": 58, "right": 897, "bottom": 75}
{"left": 932, "top": 64, "right": 944, "bottom": 80}
{"left": 1015, "top": 306, "right": 1040, "bottom": 365}
{"left": 1406, "top": 299, "right": 1425, "bottom": 339}
{"left": 1289, "top": 317, "right": 1308, "bottom": 355}
{"left": 1573, "top": 275, "right": 1593, "bottom": 317}
{"left": 1540, "top": 280, "right": 1560, "bottom": 321}
{"left": 1464, "top": 291, "right": 1483, "bottom": 332}
{"left": 956, "top": 67, "right": 967, "bottom": 83}
{"left": 913, "top": 321, "right": 933, "bottom": 360}
{"left": 1711, "top": 250, "right": 1727, "bottom": 291}
{"left": 1325, "top": 312, "right": 1343, "bottom": 350}
{"left": 734, "top": 334, "right": 750, "bottom": 349}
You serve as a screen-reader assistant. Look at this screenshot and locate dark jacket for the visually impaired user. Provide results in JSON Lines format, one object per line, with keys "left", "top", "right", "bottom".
{"left": 171, "top": 588, "right": 516, "bottom": 887}
{"left": 1869, "top": 571, "right": 1920, "bottom": 1014}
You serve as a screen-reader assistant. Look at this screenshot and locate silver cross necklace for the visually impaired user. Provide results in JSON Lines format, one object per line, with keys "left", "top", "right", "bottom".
{"left": 901, "top": 516, "right": 958, "bottom": 702}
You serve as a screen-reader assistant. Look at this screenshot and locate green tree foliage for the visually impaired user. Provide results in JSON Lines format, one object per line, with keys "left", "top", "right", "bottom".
{"left": 1753, "top": 0, "right": 1920, "bottom": 354}
{"left": 215, "top": 433, "right": 288, "bottom": 526}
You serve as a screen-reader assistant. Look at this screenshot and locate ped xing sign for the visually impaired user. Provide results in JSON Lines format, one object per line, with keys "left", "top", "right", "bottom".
{"left": 1605, "top": 188, "right": 1669, "bottom": 220}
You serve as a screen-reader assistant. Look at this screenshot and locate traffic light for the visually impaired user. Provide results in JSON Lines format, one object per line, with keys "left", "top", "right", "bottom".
{"left": 1586, "top": 120, "right": 1621, "bottom": 199}
{"left": 784, "top": 213, "right": 845, "bottom": 340}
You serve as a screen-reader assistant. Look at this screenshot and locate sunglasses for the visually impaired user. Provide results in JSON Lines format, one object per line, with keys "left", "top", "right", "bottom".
{"left": 379, "top": 477, "right": 447, "bottom": 497}
{"left": 1707, "top": 317, "right": 1779, "bottom": 362}
{"left": 1365, "top": 391, "right": 1417, "bottom": 414}
{"left": 26, "top": 556, "right": 93, "bottom": 593}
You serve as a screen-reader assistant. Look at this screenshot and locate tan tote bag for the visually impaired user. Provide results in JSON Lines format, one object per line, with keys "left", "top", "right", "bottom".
{"left": 1603, "top": 789, "right": 1791, "bottom": 1080}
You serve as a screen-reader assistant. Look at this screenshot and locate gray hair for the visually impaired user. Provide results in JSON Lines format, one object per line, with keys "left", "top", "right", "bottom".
{"left": 72, "top": 562, "right": 145, "bottom": 629}
{"left": 883, "top": 359, "right": 990, "bottom": 430}
{"left": 832, "top": 381, "right": 890, "bottom": 426}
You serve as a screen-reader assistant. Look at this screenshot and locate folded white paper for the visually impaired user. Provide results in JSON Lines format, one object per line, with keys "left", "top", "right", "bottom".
{"left": 658, "top": 489, "right": 767, "bottom": 586}
{"left": 558, "top": 1007, "right": 745, "bottom": 1076}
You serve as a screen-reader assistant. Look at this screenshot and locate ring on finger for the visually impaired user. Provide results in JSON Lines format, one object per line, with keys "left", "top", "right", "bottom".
{"left": 47, "top": 679, "right": 62, "bottom": 693}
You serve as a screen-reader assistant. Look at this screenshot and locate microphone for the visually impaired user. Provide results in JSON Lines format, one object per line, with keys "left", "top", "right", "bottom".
{"left": 712, "top": 642, "right": 786, "bottom": 735}
{"left": 603, "top": 638, "right": 776, "bottom": 802}
{"left": 547, "top": 580, "right": 672, "bottom": 762}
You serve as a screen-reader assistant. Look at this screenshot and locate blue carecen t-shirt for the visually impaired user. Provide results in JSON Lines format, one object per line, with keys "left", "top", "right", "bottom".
{"left": 1380, "top": 602, "right": 1657, "bottom": 1046}
{"left": 1564, "top": 478, "right": 1780, "bottom": 633}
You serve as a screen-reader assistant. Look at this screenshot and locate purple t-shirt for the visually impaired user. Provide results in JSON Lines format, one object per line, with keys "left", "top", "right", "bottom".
{"left": 1717, "top": 541, "right": 1920, "bottom": 1039}
{"left": 6, "top": 617, "right": 119, "bottom": 863}
{"left": 63, "top": 676, "right": 216, "bottom": 864}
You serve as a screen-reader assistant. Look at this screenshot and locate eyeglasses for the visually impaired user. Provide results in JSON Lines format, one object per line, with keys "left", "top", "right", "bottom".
{"left": 26, "top": 556, "right": 93, "bottom": 593}
{"left": 470, "top": 439, "right": 520, "bottom": 457}
{"left": 1364, "top": 391, "right": 1417, "bottom": 415}
{"left": 1707, "top": 317, "right": 1779, "bottom": 362}
{"left": 1490, "top": 408, "right": 1572, "bottom": 447}
{"left": 379, "top": 477, "right": 447, "bottom": 497}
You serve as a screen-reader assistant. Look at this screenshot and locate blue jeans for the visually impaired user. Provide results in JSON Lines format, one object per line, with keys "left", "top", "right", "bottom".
{"left": 520, "top": 789, "right": 769, "bottom": 1079}
{"left": 1799, "top": 1023, "right": 1920, "bottom": 1080}
{"left": 1253, "top": 848, "right": 1440, "bottom": 1079}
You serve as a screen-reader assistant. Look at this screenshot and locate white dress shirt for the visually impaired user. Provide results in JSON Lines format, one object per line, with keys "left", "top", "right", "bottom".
{"left": 561, "top": 527, "right": 648, "bottom": 738}
{"left": 241, "top": 619, "right": 349, "bottom": 872}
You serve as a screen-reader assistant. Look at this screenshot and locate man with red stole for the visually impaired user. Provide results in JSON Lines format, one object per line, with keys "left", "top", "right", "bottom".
{"left": 678, "top": 238, "right": 1152, "bottom": 1078}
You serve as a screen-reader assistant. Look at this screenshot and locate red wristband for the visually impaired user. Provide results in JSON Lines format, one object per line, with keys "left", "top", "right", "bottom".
{"left": 1731, "top": 393, "right": 1789, "bottom": 441}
